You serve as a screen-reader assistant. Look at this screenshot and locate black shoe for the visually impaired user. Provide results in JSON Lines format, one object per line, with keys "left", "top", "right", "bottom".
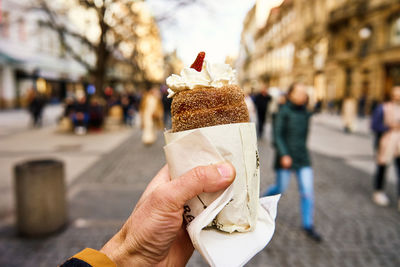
{"left": 303, "top": 227, "right": 322, "bottom": 242}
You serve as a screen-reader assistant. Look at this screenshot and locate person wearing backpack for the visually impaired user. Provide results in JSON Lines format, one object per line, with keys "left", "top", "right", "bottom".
{"left": 370, "top": 86, "right": 400, "bottom": 210}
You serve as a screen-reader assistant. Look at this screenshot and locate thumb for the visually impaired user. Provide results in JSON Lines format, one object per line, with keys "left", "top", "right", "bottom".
{"left": 162, "top": 162, "right": 236, "bottom": 210}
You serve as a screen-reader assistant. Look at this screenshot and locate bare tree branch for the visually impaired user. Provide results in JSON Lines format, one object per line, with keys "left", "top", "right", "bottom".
{"left": 78, "top": 0, "right": 97, "bottom": 9}
{"left": 39, "top": 20, "right": 96, "bottom": 51}
{"left": 155, "top": 0, "right": 206, "bottom": 23}
{"left": 36, "top": 0, "right": 95, "bottom": 72}
{"left": 27, "top": 0, "right": 209, "bottom": 91}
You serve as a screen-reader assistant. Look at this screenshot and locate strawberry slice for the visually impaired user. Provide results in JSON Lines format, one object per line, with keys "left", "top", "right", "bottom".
{"left": 190, "top": 52, "right": 206, "bottom": 72}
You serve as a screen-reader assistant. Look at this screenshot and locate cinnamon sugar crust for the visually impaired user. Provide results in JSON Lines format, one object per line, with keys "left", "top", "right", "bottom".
{"left": 171, "top": 85, "right": 250, "bottom": 132}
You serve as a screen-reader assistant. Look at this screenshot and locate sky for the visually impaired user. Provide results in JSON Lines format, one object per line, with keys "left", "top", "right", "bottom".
{"left": 147, "top": 0, "right": 284, "bottom": 66}
{"left": 65, "top": 0, "right": 284, "bottom": 67}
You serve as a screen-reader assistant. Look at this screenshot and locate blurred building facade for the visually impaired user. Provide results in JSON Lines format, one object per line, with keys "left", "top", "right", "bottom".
{"left": 129, "top": 1, "right": 165, "bottom": 86}
{"left": 239, "top": 0, "right": 400, "bottom": 108}
{"left": 0, "top": 0, "right": 88, "bottom": 108}
{"left": 106, "top": 1, "right": 165, "bottom": 91}
{"left": 236, "top": 4, "right": 257, "bottom": 89}
{"left": 0, "top": 0, "right": 165, "bottom": 109}
{"left": 164, "top": 50, "right": 183, "bottom": 77}
{"left": 327, "top": 0, "right": 400, "bottom": 104}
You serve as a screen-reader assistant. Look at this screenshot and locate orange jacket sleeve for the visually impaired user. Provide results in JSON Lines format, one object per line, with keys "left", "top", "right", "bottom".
{"left": 61, "top": 248, "right": 116, "bottom": 267}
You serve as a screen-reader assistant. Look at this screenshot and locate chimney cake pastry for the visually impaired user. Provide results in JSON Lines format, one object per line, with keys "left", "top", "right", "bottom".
{"left": 167, "top": 52, "right": 249, "bottom": 132}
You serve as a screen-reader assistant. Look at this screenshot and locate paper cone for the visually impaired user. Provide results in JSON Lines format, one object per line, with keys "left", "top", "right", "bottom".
{"left": 164, "top": 123, "right": 259, "bottom": 232}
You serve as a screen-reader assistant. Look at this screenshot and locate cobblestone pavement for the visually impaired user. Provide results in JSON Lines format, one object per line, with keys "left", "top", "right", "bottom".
{"left": 0, "top": 105, "right": 63, "bottom": 138}
{"left": 0, "top": 123, "right": 132, "bottom": 220}
{"left": 0, "top": 116, "right": 399, "bottom": 267}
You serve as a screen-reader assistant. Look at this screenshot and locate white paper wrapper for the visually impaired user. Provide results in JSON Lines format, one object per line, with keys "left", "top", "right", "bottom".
{"left": 164, "top": 123, "right": 280, "bottom": 266}
{"left": 188, "top": 195, "right": 280, "bottom": 267}
{"left": 165, "top": 123, "right": 260, "bottom": 232}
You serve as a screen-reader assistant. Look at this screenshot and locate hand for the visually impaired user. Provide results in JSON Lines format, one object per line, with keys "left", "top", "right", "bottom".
{"left": 280, "top": 155, "right": 292, "bottom": 169}
{"left": 100, "top": 163, "right": 235, "bottom": 266}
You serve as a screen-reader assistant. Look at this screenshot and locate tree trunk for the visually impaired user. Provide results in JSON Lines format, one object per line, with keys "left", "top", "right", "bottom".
{"left": 94, "top": 6, "right": 109, "bottom": 96}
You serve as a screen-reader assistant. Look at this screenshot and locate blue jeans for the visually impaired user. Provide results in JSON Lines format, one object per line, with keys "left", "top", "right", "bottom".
{"left": 72, "top": 113, "right": 89, "bottom": 128}
{"left": 263, "top": 167, "right": 314, "bottom": 229}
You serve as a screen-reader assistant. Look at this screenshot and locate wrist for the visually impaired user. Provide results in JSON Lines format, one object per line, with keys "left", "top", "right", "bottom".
{"left": 100, "top": 229, "right": 150, "bottom": 267}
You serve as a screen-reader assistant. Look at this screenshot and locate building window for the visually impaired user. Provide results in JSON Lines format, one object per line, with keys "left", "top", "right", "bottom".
{"left": 345, "top": 40, "right": 353, "bottom": 51}
{"left": 359, "top": 26, "right": 373, "bottom": 58}
{"left": 390, "top": 16, "right": 400, "bottom": 46}
{"left": 0, "top": 11, "right": 10, "bottom": 38}
{"left": 18, "top": 18, "right": 27, "bottom": 42}
{"left": 345, "top": 67, "right": 352, "bottom": 97}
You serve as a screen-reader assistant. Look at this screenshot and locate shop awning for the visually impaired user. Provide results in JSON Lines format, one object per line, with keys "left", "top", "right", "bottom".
{"left": 0, "top": 50, "right": 22, "bottom": 66}
{"left": 0, "top": 42, "right": 88, "bottom": 81}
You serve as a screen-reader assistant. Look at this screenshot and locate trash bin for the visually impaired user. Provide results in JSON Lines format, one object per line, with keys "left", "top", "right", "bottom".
{"left": 14, "top": 159, "right": 67, "bottom": 237}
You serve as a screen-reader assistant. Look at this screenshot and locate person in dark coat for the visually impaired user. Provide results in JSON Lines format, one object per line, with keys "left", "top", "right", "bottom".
{"left": 88, "top": 96, "right": 105, "bottom": 130}
{"left": 121, "top": 94, "right": 134, "bottom": 126}
{"left": 263, "top": 83, "right": 322, "bottom": 242}
{"left": 72, "top": 95, "right": 89, "bottom": 135}
{"left": 63, "top": 97, "right": 75, "bottom": 118}
{"left": 28, "top": 91, "right": 46, "bottom": 127}
{"left": 254, "top": 85, "right": 271, "bottom": 138}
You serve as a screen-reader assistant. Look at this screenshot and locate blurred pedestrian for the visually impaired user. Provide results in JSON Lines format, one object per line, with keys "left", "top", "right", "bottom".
{"left": 270, "top": 93, "right": 287, "bottom": 147}
{"left": 254, "top": 83, "right": 272, "bottom": 138}
{"left": 27, "top": 89, "right": 46, "bottom": 127}
{"left": 88, "top": 96, "right": 105, "bottom": 130}
{"left": 104, "top": 86, "right": 114, "bottom": 101}
{"left": 63, "top": 97, "right": 75, "bottom": 118}
{"left": 342, "top": 96, "right": 357, "bottom": 133}
{"left": 245, "top": 91, "right": 257, "bottom": 124}
{"left": 327, "top": 99, "right": 335, "bottom": 114}
{"left": 314, "top": 98, "right": 323, "bottom": 113}
{"left": 358, "top": 93, "right": 367, "bottom": 118}
{"left": 57, "top": 97, "right": 75, "bottom": 133}
{"left": 161, "top": 85, "right": 172, "bottom": 129}
{"left": 270, "top": 92, "right": 286, "bottom": 123}
{"left": 140, "top": 85, "right": 164, "bottom": 145}
{"left": 371, "top": 86, "right": 400, "bottom": 210}
{"left": 121, "top": 94, "right": 134, "bottom": 126}
{"left": 370, "top": 98, "right": 379, "bottom": 115}
{"left": 263, "top": 83, "right": 322, "bottom": 242}
{"left": 336, "top": 98, "right": 343, "bottom": 115}
{"left": 72, "top": 93, "right": 89, "bottom": 135}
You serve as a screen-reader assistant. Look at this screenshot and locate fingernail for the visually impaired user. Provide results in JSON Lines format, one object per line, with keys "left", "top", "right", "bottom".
{"left": 217, "top": 163, "right": 234, "bottom": 181}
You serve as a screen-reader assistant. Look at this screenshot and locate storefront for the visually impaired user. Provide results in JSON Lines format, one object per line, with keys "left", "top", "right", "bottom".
{"left": 0, "top": 49, "right": 87, "bottom": 109}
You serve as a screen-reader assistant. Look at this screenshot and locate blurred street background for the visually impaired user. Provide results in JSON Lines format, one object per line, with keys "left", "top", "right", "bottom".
{"left": 1, "top": 0, "right": 400, "bottom": 266}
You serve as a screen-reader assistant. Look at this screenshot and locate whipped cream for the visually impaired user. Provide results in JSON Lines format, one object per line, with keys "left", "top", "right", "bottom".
{"left": 166, "top": 60, "right": 237, "bottom": 98}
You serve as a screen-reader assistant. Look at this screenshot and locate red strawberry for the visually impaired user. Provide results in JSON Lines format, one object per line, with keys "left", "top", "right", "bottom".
{"left": 190, "top": 52, "right": 206, "bottom": 72}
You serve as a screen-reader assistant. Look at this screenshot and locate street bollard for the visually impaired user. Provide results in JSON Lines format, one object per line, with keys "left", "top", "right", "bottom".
{"left": 14, "top": 159, "right": 68, "bottom": 237}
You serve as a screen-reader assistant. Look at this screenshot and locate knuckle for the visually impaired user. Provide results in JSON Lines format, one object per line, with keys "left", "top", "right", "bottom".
{"left": 193, "top": 166, "right": 207, "bottom": 182}
{"left": 148, "top": 188, "right": 164, "bottom": 206}
{"left": 151, "top": 186, "right": 179, "bottom": 211}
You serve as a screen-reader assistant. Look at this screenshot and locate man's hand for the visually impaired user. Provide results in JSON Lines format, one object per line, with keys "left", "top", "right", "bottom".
{"left": 100, "top": 163, "right": 235, "bottom": 266}
{"left": 280, "top": 155, "right": 292, "bottom": 169}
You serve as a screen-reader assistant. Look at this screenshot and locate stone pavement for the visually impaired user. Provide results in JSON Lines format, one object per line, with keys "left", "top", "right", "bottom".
{"left": 0, "top": 105, "right": 63, "bottom": 138}
{"left": 0, "top": 114, "right": 400, "bottom": 266}
{"left": 0, "top": 107, "right": 133, "bottom": 219}
{"left": 311, "top": 113, "right": 397, "bottom": 184}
